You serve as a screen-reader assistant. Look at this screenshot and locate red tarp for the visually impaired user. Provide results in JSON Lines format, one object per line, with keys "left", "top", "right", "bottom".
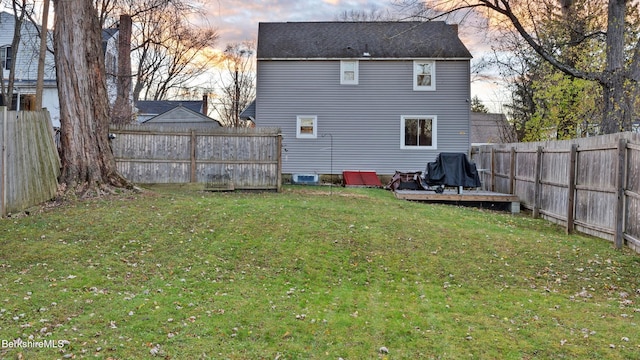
{"left": 342, "top": 170, "right": 383, "bottom": 187}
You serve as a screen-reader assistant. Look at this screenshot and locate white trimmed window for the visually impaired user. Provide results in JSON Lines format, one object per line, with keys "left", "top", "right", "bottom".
{"left": 296, "top": 115, "right": 317, "bottom": 138}
{"left": 413, "top": 60, "right": 435, "bottom": 91}
{"left": 401, "top": 115, "right": 437, "bottom": 149}
{"left": 340, "top": 60, "right": 358, "bottom": 85}
{"left": 1, "top": 46, "right": 12, "bottom": 70}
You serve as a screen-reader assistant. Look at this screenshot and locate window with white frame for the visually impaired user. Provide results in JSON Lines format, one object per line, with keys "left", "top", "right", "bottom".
{"left": 1, "top": 46, "right": 12, "bottom": 70}
{"left": 401, "top": 116, "right": 437, "bottom": 149}
{"left": 413, "top": 60, "right": 435, "bottom": 91}
{"left": 296, "top": 115, "right": 317, "bottom": 138}
{"left": 340, "top": 60, "right": 358, "bottom": 85}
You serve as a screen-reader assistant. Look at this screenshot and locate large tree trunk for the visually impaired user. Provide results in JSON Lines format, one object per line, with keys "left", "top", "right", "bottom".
{"left": 601, "top": 0, "right": 630, "bottom": 133}
{"left": 53, "top": 0, "right": 130, "bottom": 195}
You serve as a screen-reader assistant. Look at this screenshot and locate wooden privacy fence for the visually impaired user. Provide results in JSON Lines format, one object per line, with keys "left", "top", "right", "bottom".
{"left": 471, "top": 132, "right": 640, "bottom": 253}
{"left": 110, "top": 125, "right": 282, "bottom": 191}
{"left": 0, "top": 108, "right": 60, "bottom": 216}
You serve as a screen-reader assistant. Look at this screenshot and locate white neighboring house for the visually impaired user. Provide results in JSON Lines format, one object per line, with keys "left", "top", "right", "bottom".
{"left": 102, "top": 27, "right": 120, "bottom": 109}
{"left": 0, "top": 11, "right": 60, "bottom": 126}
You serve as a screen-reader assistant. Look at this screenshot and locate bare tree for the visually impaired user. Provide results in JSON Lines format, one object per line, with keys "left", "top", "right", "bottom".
{"left": 34, "top": 0, "right": 50, "bottom": 109}
{"left": 53, "top": 0, "right": 129, "bottom": 194}
{"left": 336, "top": 7, "right": 396, "bottom": 21}
{"left": 217, "top": 42, "right": 255, "bottom": 127}
{"left": 0, "top": 1, "right": 33, "bottom": 110}
{"left": 92, "top": 0, "right": 218, "bottom": 103}
{"left": 396, "top": 0, "right": 640, "bottom": 134}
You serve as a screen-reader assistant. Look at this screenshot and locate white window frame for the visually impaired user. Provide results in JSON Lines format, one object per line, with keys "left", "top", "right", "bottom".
{"left": 400, "top": 115, "right": 437, "bottom": 149}
{"left": 296, "top": 115, "right": 317, "bottom": 139}
{"left": 1, "top": 46, "right": 12, "bottom": 71}
{"left": 413, "top": 60, "right": 436, "bottom": 91}
{"left": 340, "top": 60, "right": 358, "bottom": 85}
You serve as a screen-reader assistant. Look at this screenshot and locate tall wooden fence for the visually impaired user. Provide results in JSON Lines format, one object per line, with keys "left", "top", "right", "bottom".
{"left": 110, "top": 125, "right": 282, "bottom": 191}
{"left": 0, "top": 108, "right": 60, "bottom": 216}
{"left": 471, "top": 132, "right": 640, "bottom": 253}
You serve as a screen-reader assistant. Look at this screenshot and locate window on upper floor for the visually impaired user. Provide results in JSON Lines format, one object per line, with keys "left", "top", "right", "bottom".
{"left": 401, "top": 115, "right": 437, "bottom": 149}
{"left": 413, "top": 60, "right": 435, "bottom": 91}
{"left": 1, "top": 46, "right": 12, "bottom": 70}
{"left": 297, "top": 115, "right": 317, "bottom": 138}
{"left": 340, "top": 60, "right": 358, "bottom": 85}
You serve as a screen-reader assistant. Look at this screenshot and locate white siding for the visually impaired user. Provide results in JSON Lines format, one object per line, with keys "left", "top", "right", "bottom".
{"left": 0, "top": 12, "right": 59, "bottom": 126}
{"left": 0, "top": 12, "right": 56, "bottom": 81}
{"left": 256, "top": 59, "right": 471, "bottom": 175}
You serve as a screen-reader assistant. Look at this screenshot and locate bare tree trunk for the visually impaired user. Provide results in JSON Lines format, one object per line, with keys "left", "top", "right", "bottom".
{"left": 35, "top": 0, "right": 50, "bottom": 110}
{"left": 6, "top": 3, "right": 25, "bottom": 110}
{"left": 53, "top": 0, "right": 130, "bottom": 195}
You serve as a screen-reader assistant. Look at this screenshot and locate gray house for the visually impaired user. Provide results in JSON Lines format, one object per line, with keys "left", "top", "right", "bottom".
{"left": 255, "top": 21, "right": 473, "bottom": 176}
{"left": 139, "top": 103, "right": 221, "bottom": 128}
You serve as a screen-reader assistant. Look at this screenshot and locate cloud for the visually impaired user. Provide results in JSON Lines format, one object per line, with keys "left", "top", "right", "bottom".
{"left": 203, "top": 0, "right": 391, "bottom": 46}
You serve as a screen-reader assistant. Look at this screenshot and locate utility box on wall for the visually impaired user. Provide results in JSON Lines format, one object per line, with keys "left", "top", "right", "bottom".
{"left": 292, "top": 174, "right": 319, "bottom": 185}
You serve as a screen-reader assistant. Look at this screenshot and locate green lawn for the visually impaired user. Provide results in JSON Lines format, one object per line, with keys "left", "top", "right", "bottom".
{"left": 0, "top": 185, "right": 638, "bottom": 359}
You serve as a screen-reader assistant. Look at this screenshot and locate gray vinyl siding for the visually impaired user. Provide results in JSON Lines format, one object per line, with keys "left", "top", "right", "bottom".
{"left": 256, "top": 59, "right": 471, "bottom": 175}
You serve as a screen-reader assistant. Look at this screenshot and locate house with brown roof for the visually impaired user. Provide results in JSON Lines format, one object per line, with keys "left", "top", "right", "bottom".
{"left": 253, "top": 21, "right": 473, "bottom": 176}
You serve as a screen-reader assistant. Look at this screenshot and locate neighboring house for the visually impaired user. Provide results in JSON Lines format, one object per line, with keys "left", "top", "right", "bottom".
{"left": 135, "top": 100, "right": 205, "bottom": 122}
{"left": 470, "top": 112, "right": 517, "bottom": 145}
{"left": 102, "top": 27, "right": 120, "bottom": 107}
{"left": 136, "top": 98, "right": 221, "bottom": 128}
{"left": 254, "top": 21, "right": 473, "bottom": 176}
{"left": 239, "top": 101, "right": 256, "bottom": 127}
{"left": 140, "top": 104, "right": 222, "bottom": 128}
{"left": 0, "top": 11, "right": 59, "bottom": 126}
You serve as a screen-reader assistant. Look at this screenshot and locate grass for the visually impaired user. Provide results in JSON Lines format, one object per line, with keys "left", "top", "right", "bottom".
{"left": 0, "top": 185, "right": 639, "bottom": 359}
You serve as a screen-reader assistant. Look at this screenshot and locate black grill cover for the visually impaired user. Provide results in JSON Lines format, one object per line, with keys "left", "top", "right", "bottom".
{"left": 424, "top": 153, "right": 481, "bottom": 188}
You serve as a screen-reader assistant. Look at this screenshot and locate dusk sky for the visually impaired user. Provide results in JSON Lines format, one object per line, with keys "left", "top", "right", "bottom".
{"left": 202, "top": 0, "right": 508, "bottom": 111}
{"left": 204, "top": 0, "right": 396, "bottom": 46}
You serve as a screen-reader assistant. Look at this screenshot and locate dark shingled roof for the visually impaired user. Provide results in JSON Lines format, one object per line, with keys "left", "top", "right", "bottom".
{"left": 240, "top": 100, "right": 256, "bottom": 120}
{"left": 135, "top": 100, "right": 203, "bottom": 115}
{"left": 258, "top": 21, "right": 472, "bottom": 59}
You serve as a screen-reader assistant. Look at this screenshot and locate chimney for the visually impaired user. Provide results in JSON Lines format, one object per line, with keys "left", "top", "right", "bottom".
{"left": 202, "top": 94, "right": 208, "bottom": 116}
{"left": 111, "top": 14, "right": 133, "bottom": 124}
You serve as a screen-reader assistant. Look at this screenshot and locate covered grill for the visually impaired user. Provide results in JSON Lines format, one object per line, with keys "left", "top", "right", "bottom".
{"left": 386, "top": 153, "right": 481, "bottom": 193}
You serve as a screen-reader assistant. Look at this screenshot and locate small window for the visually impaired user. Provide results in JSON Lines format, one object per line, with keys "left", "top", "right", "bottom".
{"left": 413, "top": 60, "right": 435, "bottom": 91}
{"left": 296, "top": 115, "right": 317, "bottom": 138}
{"left": 401, "top": 116, "right": 437, "bottom": 149}
{"left": 1, "top": 46, "right": 12, "bottom": 70}
{"left": 340, "top": 60, "right": 358, "bottom": 85}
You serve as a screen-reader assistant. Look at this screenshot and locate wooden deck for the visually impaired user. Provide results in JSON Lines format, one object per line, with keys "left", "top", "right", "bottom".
{"left": 394, "top": 189, "right": 521, "bottom": 213}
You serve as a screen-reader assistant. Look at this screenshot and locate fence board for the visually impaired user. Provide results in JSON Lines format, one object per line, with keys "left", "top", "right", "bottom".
{"left": 471, "top": 131, "right": 640, "bottom": 253}
{"left": 110, "top": 125, "right": 282, "bottom": 191}
{"left": 0, "top": 109, "right": 60, "bottom": 216}
{"left": 627, "top": 145, "right": 640, "bottom": 251}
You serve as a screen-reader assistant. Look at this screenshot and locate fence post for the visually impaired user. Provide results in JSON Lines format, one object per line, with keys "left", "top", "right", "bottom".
{"left": 510, "top": 147, "right": 516, "bottom": 195}
{"left": 566, "top": 144, "right": 577, "bottom": 234}
{"left": 615, "top": 138, "right": 627, "bottom": 249}
{"left": 533, "top": 146, "right": 543, "bottom": 218}
{"left": 490, "top": 147, "right": 496, "bottom": 192}
{"left": 190, "top": 130, "right": 196, "bottom": 183}
{"left": 1, "top": 107, "right": 5, "bottom": 217}
{"left": 277, "top": 133, "right": 282, "bottom": 192}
